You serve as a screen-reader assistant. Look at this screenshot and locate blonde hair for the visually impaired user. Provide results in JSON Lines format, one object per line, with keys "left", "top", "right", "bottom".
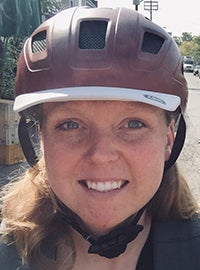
{"left": 148, "top": 164, "right": 199, "bottom": 219}
{"left": 0, "top": 159, "right": 75, "bottom": 269}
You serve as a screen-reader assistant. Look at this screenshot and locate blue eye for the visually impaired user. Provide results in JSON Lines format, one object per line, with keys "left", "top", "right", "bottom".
{"left": 59, "top": 120, "right": 80, "bottom": 130}
{"left": 127, "top": 120, "right": 144, "bottom": 129}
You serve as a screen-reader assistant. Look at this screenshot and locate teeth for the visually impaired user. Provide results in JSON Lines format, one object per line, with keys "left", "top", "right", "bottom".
{"left": 86, "top": 180, "right": 123, "bottom": 192}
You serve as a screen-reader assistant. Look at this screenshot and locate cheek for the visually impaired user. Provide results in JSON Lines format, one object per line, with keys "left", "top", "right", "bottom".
{"left": 131, "top": 135, "right": 167, "bottom": 165}
{"left": 41, "top": 137, "right": 82, "bottom": 203}
{"left": 41, "top": 130, "right": 76, "bottom": 169}
{"left": 41, "top": 138, "right": 67, "bottom": 184}
{"left": 127, "top": 153, "right": 164, "bottom": 210}
{"left": 127, "top": 136, "right": 167, "bottom": 192}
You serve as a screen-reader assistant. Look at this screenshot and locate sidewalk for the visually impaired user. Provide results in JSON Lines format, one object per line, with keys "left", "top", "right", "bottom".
{"left": 178, "top": 118, "right": 200, "bottom": 203}
{"left": 0, "top": 162, "right": 28, "bottom": 188}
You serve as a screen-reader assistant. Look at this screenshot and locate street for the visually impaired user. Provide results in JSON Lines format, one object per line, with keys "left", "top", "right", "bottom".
{"left": 185, "top": 72, "right": 200, "bottom": 138}
{"left": 178, "top": 72, "right": 200, "bottom": 202}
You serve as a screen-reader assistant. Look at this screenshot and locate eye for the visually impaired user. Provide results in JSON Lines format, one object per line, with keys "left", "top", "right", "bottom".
{"left": 126, "top": 120, "right": 144, "bottom": 129}
{"left": 58, "top": 120, "right": 81, "bottom": 130}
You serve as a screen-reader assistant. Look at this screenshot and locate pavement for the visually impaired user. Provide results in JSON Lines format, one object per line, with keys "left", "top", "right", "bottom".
{"left": 177, "top": 73, "right": 200, "bottom": 202}
{"left": 0, "top": 161, "right": 28, "bottom": 188}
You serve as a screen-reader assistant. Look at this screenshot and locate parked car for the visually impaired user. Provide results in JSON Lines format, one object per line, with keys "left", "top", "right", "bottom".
{"left": 193, "top": 65, "right": 200, "bottom": 76}
{"left": 183, "top": 56, "right": 194, "bottom": 72}
{"left": 183, "top": 63, "right": 194, "bottom": 72}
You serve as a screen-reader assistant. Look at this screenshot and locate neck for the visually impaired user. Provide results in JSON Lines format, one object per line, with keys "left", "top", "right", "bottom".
{"left": 57, "top": 212, "right": 151, "bottom": 270}
{"left": 60, "top": 203, "right": 146, "bottom": 259}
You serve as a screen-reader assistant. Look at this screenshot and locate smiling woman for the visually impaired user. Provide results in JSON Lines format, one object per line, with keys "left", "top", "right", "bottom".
{"left": 0, "top": 6, "right": 200, "bottom": 270}
{"left": 41, "top": 101, "right": 172, "bottom": 235}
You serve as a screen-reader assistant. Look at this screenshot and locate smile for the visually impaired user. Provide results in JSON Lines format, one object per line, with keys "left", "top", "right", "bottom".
{"left": 80, "top": 180, "right": 128, "bottom": 192}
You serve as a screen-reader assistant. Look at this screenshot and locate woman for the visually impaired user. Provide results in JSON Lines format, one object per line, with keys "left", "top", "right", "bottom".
{"left": 0, "top": 7, "right": 200, "bottom": 270}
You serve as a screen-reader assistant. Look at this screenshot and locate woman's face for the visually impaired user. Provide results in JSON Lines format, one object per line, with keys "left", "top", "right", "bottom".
{"left": 41, "top": 101, "right": 175, "bottom": 235}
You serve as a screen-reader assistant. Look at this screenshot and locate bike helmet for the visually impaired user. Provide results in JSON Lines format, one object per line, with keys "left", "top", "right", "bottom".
{"left": 14, "top": 7, "right": 188, "bottom": 258}
{"left": 14, "top": 7, "right": 187, "bottom": 113}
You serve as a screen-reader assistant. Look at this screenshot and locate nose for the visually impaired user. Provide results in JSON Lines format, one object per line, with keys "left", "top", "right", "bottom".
{"left": 85, "top": 132, "right": 119, "bottom": 165}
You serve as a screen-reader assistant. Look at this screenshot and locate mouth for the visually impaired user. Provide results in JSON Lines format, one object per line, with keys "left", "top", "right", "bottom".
{"left": 79, "top": 180, "right": 128, "bottom": 192}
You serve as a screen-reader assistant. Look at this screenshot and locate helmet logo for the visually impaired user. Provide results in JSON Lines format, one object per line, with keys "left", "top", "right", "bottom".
{"left": 143, "top": 94, "right": 166, "bottom": 105}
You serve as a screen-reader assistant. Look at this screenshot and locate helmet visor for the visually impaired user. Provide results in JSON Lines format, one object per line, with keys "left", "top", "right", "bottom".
{"left": 14, "top": 86, "right": 180, "bottom": 113}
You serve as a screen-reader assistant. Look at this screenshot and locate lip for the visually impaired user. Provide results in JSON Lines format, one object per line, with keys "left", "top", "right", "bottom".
{"left": 79, "top": 179, "right": 129, "bottom": 193}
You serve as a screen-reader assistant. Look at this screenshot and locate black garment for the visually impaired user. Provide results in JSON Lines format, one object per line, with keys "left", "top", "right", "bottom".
{"left": 0, "top": 241, "right": 36, "bottom": 270}
{"left": 136, "top": 228, "right": 153, "bottom": 270}
{"left": 152, "top": 217, "right": 200, "bottom": 270}
{"left": 1, "top": 217, "right": 200, "bottom": 269}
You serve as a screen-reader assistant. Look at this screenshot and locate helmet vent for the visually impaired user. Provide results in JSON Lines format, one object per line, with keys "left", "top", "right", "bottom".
{"left": 79, "top": 21, "right": 107, "bottom": 50}
{"left": 31, "top": 31, "right": 47, "bottom": 53}
{"left": 142, "top": 32, "right": 165, "bottom": 54}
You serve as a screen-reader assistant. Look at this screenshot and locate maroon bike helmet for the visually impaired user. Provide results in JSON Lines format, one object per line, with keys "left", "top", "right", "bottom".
{"left": 14, "top": 6, "right": 187, "bottom": 113}
{"left": 14, "top": 7, "right": 188, "bottom": 259}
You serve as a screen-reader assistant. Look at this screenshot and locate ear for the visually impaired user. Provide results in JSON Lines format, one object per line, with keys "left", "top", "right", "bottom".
{"left": 165, "top": 120, "right": 175, "bottom": 161}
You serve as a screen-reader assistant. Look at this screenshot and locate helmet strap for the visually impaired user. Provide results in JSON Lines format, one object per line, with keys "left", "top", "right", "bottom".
{"left": 87, "top": 209, "right": 144, "bottom": 258}
{"left": 164, "top": 113, "right": 186, "bottom": 171}
{"left": 60, "top": 203, "right": 145, "bottom": 259}
{"left": 18, "top": 116, "right": 39, "bottom": 167}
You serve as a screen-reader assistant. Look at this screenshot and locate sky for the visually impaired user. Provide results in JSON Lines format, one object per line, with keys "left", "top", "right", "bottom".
{"left": 97, "top": 0, "right": 200, "bottom": 37}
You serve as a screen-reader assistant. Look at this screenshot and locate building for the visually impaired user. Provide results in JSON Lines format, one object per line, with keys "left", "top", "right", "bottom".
{"left": 62, "top": 0, "right": 97, "bottom": 8}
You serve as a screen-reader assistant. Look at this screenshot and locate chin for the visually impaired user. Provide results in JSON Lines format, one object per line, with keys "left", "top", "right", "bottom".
{"left": 81, "top": 216, "right": 130, "bottom": 237}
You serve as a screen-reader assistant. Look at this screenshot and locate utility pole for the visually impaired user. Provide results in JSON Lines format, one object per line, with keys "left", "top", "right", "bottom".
{"left": 144, "top": 0, "right": 158, "bottom": 20}
{"left": 133, "top": 0, "right": 143, "bottom": 11}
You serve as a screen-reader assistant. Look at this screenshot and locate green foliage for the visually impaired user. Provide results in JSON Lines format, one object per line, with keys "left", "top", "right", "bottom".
{"left": 41, "top": 0, "right": 62, "bottom": 18}
{"left": 181, "top": 32, "right": 193, "bottom": 42}
{"left": 0, "top": 0, "right": 41, "bottom": 37}
{"left": 178, "top": 32, "right": 200, "bottom": 64}
{"left": 0, "top": 37, "right": 24, "bottom": 100}
{"left": 173, "top": 36, "right": 182, "bottom": 46}
{"left": 0, "top": 0, "right": 63, "bottom": 100}
{"left": 179, "top": 41, "right": 195, "bottom": 57}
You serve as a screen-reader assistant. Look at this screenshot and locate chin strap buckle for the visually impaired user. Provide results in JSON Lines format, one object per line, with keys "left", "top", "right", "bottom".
{"left": 88, "top": 224, "right": 143, "bottom": 258}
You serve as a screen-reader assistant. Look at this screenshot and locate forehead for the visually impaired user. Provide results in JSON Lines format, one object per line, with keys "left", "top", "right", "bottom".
{"left": 42, "top": 100, "right": 164, "bottom": 115}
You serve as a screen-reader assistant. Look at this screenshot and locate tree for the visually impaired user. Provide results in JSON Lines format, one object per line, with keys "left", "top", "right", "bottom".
{"left": 0, "top": 0, "right": 42, "bottom": 99}
{"left": 181, "top": 32, "right": 193, "bottom": 42}
{"left": 0, "top": 0, "right": 41, "bottom": 37}
{"left": 179, "top": 40, "right": 195, "bottom": 57}
{"left": 41, "top": 0, "right": 62, "bottom": 18}
{"left": 178, "top": 33, "right": 200, "bottom": 64}
{"left": 0, "top": 0, "right": 63, "bottom": 100}
{"left": 173, "top": 36, "right": 182, "bottom": 46}
{"left": 0, "top": 37, "right": 24, "bottom": 99}
{"left": 192, "top": 36, "right": 200, "bottom": 64}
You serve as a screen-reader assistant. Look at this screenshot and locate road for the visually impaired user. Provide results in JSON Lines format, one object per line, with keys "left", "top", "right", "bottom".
{"left": 185, "top": 72, "right": 200, "bottom": 138}
{"left": 178, "top": 72, "right": 200, "bottom": 202}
